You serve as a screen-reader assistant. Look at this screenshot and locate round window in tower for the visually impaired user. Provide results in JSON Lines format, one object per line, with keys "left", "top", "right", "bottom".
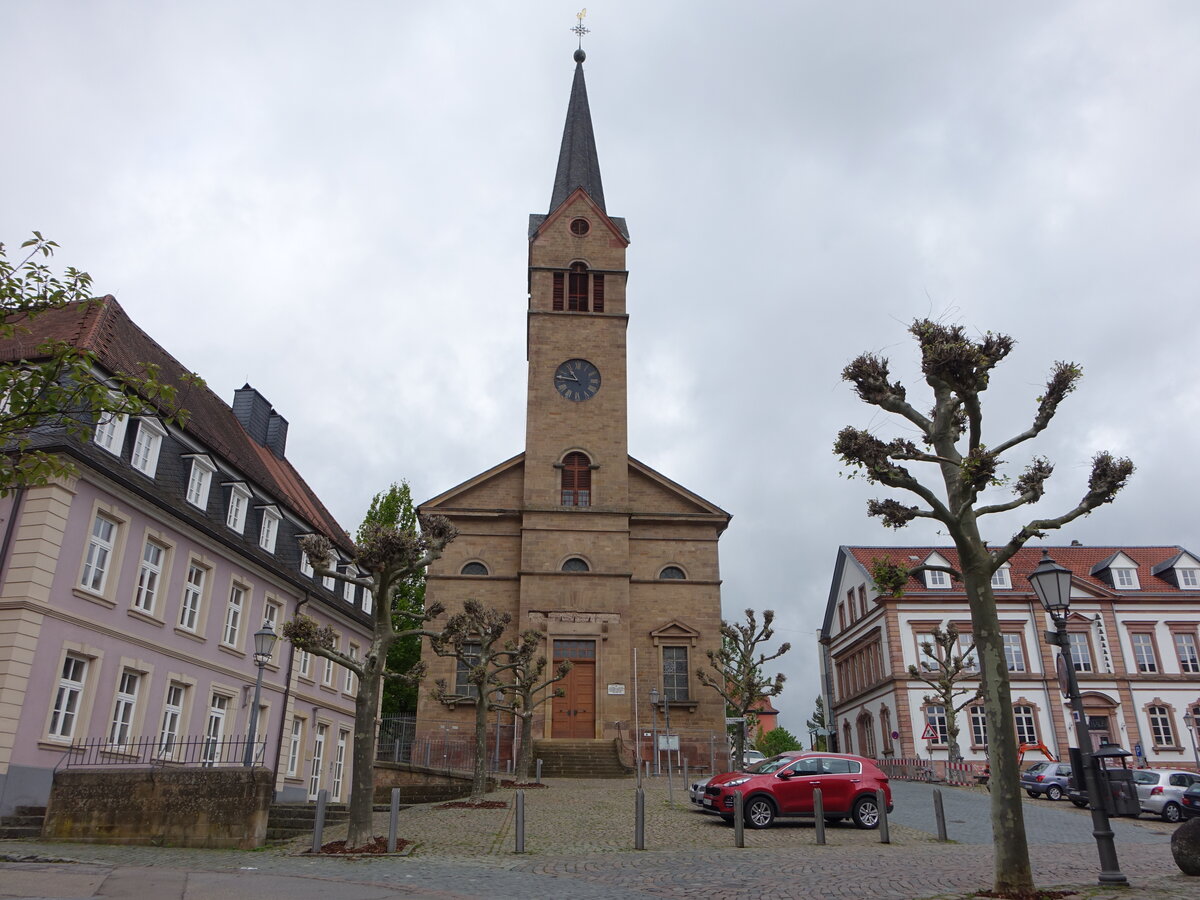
{"left": 569, "top": 217, "right": 590, "bottom": 236}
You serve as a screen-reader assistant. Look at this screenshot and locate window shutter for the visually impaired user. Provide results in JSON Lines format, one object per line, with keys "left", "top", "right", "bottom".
{"left": 592, "top": 273, "right": 604, "bottom": 312}
{"left": 552, "top": 272, "right": 564, "bottom": 311}
{"left": 568, "top": 265, "right": 588, "bottom": 312}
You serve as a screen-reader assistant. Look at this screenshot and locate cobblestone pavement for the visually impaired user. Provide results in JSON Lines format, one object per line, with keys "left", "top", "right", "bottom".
{"left": 1, "top": 777, "right": 1194, "bottom": 899}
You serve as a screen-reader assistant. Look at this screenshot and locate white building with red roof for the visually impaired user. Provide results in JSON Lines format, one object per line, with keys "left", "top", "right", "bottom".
{"left": 820, "top": 544, "right": 1200, "bottom": 770}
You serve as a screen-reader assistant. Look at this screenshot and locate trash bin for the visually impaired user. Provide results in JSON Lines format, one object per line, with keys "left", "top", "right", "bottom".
{"left": 1091, "top": 743, "right": 1141, "bottom": 817}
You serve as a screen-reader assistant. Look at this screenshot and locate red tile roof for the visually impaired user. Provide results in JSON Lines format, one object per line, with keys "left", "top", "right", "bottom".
{"left": 845, "top": 545, "right": 1193, "bottom": 593}
{"left": 2, "top": 296, "right": 349, "bottom": 547}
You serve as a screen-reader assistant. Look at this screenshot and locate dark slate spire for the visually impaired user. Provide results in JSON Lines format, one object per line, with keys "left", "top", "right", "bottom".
{"left": 549, "top": 49, "right": 606, "bottom": 213}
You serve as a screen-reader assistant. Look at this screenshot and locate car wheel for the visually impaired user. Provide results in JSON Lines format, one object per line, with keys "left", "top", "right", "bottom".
{"left": 1162, "top": 802, "right": 1182, "bottom": 823}
{"left": 744, "top": 796, "right": 776, "bottom": 829}
{"left": 1026, "top": 789, "right": 1039, "bottom": 798}
{"left": 1071, "top": 798, "right": 1089, "bottom": 809}
{"left": 852, "top": 795, "right": 881, "bottom": 830}
{"left": 1046, "top": 785, "right": 1063, "bottom": 801}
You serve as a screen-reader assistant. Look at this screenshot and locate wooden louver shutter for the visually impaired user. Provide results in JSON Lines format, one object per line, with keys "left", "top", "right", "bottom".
{"left": 568, "top": 264, "right": 588, "bottom": 311}
{"left": 553, "top": 272, "right": 565, "bottom": 311}
{"left": 592, "top": 273, "right": 604, "bottom": 312}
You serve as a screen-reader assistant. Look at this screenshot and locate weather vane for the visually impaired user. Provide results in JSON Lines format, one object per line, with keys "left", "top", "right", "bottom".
{"left": 572, "top": 8, "right": 589, "bottom": 50}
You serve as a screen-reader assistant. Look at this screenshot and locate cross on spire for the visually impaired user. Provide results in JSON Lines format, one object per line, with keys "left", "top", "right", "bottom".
{"left": 572, "top": 9, "right": 589, "bottom": 51}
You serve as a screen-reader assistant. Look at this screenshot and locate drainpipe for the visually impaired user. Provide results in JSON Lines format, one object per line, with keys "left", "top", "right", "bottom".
{"left": 0, "top": 487, "right": 28, "bottom": 582}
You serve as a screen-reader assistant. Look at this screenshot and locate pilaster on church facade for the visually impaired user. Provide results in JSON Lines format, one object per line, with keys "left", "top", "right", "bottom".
{"left": 416, "top": 50, "right": 730, "bottom": 764}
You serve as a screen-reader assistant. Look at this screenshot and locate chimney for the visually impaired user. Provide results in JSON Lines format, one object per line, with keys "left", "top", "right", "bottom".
{"left": 266, "top": 412, "right": 288, "bottom": 458}
{"left": 1071, "top": 540, "right": 1082, "bottom": 547}
{"left": 232, "top": 384, "right": 287, "bottom": 458}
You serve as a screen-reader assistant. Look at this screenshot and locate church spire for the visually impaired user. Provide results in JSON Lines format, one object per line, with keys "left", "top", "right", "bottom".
{"left": 549, "top": 48, "right": 606, "bottom": 214}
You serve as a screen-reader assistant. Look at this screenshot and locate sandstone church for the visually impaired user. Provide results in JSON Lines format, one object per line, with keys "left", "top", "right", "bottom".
{"left": 414, "top": 48, "right": 730, "bottom": 766}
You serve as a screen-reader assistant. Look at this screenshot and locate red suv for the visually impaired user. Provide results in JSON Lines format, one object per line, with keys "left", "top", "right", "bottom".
{"left": 702, "top": 752, "right": 892, "bottom": 829}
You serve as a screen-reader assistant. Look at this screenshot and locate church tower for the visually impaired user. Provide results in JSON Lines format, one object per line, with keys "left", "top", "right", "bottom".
{"left": 417, "top": 48, "right": 730, "bottom": 761}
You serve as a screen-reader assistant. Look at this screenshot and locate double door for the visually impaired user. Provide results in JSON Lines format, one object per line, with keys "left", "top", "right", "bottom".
{"left": 551, "top": 640, "right": 595, "bottom": 738}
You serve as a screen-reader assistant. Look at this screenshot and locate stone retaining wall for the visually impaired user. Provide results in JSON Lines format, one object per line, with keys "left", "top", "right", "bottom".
{"left": 45, "top": 767, "right": 272, "bottom": 849}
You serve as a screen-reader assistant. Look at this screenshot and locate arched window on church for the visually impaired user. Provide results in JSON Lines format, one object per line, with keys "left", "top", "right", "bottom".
{"left": 562, "top": 557, "right": 590, "bottom": 572}
{"left": 552, "top": 264, "right": 604, "bottom": 313}
{"left": 561, "top": 452, "right": 591, "bottom": 507}
{"left": 659, "top": 566, "right": 686, "bottom": 580}
{"left": 460, "top": 562, "right": 488, "bottom": 576}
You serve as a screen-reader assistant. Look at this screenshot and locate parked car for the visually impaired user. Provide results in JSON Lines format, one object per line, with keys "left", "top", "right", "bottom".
{"left": 1131, "top": 768, "right": 1200, "bottom": 823}
{"left": 731, "top": 749, "right": 766, "bottom": 768}
{"left": 1020, "top": 761, "right": 1073, "bottom": 801}
{"left": 1180, "top": 782, "right": 1200, "bottom": 820}
{"left": 702, "top": 752, "right": 892, "bottom": 829}
{"left": 689, "top": 776, "right": 712, "bottom": 804}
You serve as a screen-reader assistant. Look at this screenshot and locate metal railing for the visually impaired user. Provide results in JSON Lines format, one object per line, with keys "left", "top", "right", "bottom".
{"left": 878, "top": 757, "right": 984, "bottom": 785}
{"left": 376, "top": 715, "right": 517, "bottom": 773}
{"left": 56, "top": 734, "right": 264, "bottom": 771}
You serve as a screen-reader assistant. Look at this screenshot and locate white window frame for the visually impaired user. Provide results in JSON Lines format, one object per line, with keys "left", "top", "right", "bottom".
{"left": 179, "top": 562, "right": 206, "bottom": 632}
{"left": 133, "top": 538, "right": 166, "bottom": 615}
{"left": 158, "top": 682, "right": 186, "bottom": 758}
{"left": 1180, "top": 568, "right": 1200, "bottom": 588}
{"left": 1132, "top": 632, "right": 1158, "bottom": 673}
{"left": 1002, "top": 633, "right": 1027, "bottom": 672}
{"left": 309, "top": 723, "right": 327, "bottom": 798}
{"left": 969, "top": 705, "right": 988, "bottom": 746}
{"left": 298, "top": 649, "right": 312, "bottom": 680}
{"left": 130, "top": 417, "right": 166, "bottom": 476}
{"left": 287, "top": 716, "right": 304, "bottom": 777}
{"left": 1175, "top": 633, "right": 1200, "bottom": 674}
{"left": 48, "top": 654, "right": 89, "bottom": 740}
{"left": 925, "top": 569, "right": 950, "bottom": 589}
{"left": 80, "top": 512, "right": 118, "bottom": 595}
{"left": 958, "top": 632, "right": 979, "bottom": 673}
{"left": 990, "top": 567, "right": 1011, "bottom": 590}
{"left": 300, "top": 543, "right": 314, "bottom": 578}
{"left": 925, "top": 704, "right": 948, "bottom": 745}
{"left": 1068, "top": 632, "right": 1094, "bottom": 672}
{"left": 1014, "top": 705, "right": 1038, "bottom": 744}
{"left": 108, "top": 670, "right": 140, "bottom": 748}
{"left": 93, "top": 405, "right": 128, "bottom": 455}
{"left": 1113, "top": 567, "right": 1140, "bottom": 590}
{"left": 362, "top": 588, "right": 373, "bottom": 616}
{"left": 185, "top": 456, "right": 216, "bottom": 509}
{"left": 322, "top": 560, "right": 337, "bottom": 592}
{"left": 223, "top": 583, "right": 246, "bottom": 647}
{"left": 258, "top": 506, "right": 280, "bottom": 553}
{"left": 1148, "top": 705, "right": 1175, "bottom": 747}
{"left": 344, "top": 644, "right": 358, "bottom": 694}
{"left": 343, "top": 575, "right": 356, "bottom": 604}
{"left": 225, "top": 483, "right": 251, "bottom": 533}
{"left": 202, "top": 692, "right": 230, "bottom": 766}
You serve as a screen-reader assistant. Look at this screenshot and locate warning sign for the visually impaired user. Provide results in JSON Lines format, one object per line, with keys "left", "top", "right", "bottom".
{"left": 921, "top": 723, "right": 937, "bottom": 740}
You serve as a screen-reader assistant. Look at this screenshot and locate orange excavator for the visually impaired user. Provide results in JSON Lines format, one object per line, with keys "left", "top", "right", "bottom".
{"left": 1017, "top": 741, "right": 1057, "bottom": 764}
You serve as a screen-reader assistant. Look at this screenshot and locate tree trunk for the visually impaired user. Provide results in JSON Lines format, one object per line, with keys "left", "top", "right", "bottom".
{"left": 344, "top": 661, "right": 382, "bottom": 849}
{"left": 471, "top": 696, "right": 490, "bottom": 800}
{"left": 515, "top": 709, "right": 535, "bottom": 781}
{"left": 958, "top": 531, "right": 1034, "bottom": 895}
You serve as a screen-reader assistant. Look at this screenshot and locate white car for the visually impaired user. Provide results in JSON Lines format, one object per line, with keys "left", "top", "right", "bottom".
{"left": 732, "top": 750, "right": 767, "bottom": 768}
{"left": 689, "top": 776, "right": 711, "bottom": 804}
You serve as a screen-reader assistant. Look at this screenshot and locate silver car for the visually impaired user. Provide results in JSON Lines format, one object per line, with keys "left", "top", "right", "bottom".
{"left": 1131, "top": 768, "right": 1200, "bottom": 822}
{"left": 689, "top": 776, "right": 711, "bottom": 804}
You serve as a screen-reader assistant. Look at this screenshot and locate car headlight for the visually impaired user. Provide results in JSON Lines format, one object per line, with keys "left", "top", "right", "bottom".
{"left": 724, "top": 777, "right": 751, "bottom": 787}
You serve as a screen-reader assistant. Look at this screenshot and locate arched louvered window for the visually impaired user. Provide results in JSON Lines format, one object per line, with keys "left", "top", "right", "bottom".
{"left": 561, "top": 452, "right": 591, "bottom": 507}
{"left": 461, "top": 562, "right": 488, "bottom": 576}
{"left": 568, "top": 263, "right": 589, "bottom": 311}
{"left": 562, "top": 557, "right": 590, "bottom": 572}
{"left": 659, "top": 566, "right": 686, "bottom": 580}
{"left": 552, "top": 264, "right": 604, "bottom": 313}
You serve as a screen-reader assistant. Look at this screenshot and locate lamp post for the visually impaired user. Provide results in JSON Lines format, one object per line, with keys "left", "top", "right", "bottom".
{"left": 649, "top": 687, "right": 660, "bottom": 776}
{"left": 243, "top": 621, "right": 278, "bottom": 767}
{"left": 661, "top": 688, "right": 673, "bottom": 774}
{"left": 1029, "top": 550, "right": 1127, "bottom": 886}
{"left": 1184, "top": 708, "right": 1200, "bottom": 770}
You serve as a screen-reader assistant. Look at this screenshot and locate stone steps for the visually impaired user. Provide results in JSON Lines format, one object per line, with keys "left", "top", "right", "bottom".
{"left": 0, "top": 805, "right": 46, "bottom": 839}
{"left": 265, "top": 802, "right": 350, "bottom": 842}
{"left": 533, "top": 740, "right": 633, "bottom": 778}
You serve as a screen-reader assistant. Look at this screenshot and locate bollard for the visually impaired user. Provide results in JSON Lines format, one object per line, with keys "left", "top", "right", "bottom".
{"left": 388, "top": 787, "right": 401, "bottom": 853}
{"left": 393, "top": 738, "right": 401, "bottom": 763}
{"left": 635, "top": 787, "right": 645, "bottom": 850}
{"left": 667, "top": 755, "right": 675, "bottom": 807}
{"left": 536, "top": 758, "right": 543, "bottom": 784}
{"left": 311, "top": 789, "right": 328, "bottom": 854}
{"left": 877, "top": 788, "right": 890, "bottom": 844}
{"left": 515, "top": 789, "right": 525, "bottom": 853}
{"left": 733, "top": 790, "right": 745, "bottom": 848}
{"left": 813, "top": 787, "right": 826, "bottom": 845}
{"left": 933, "top": 788, "right": 948, "bottom": 841}
{"left": 684, "top": 758, "right": 689, "bottom": 795}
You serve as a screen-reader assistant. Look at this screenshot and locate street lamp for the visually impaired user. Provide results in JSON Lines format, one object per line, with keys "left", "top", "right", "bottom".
{"left": 649, "top": 687, "right": 660, "bottom": 776}
{"left": 1184, "top": 707, "right": 1200, "bottom": 770}
{"left": 243, "top": 620, "right": 278, "bottom": 767}
{"left": 1028, "top": 550, "right": 1127, "bottom": 886}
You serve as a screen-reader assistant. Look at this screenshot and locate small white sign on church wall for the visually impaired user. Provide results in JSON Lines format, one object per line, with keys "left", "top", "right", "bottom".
{"left": 607, "top": 683, "right": 625, "bottom": 695}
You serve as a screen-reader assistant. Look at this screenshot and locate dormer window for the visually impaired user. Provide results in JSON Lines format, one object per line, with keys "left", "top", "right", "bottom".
{"left": 93, "top": 406, "right": 128, "bottom": 455}
{"left": 926, "top": 570, "right": 949, "bottom": 589}
{"left": 990, "top": 567, "right": 1011, "bottom": 590}
{"left": 258, "top": 506, "right": 280, "bottom": 553}
{"left": 1113, "top": 567, "right": 1139, "bottom": 590}
{"left": 185, "top": 456, "right": 216, "bottom": 509}
{"left": 130, "top": 418, "right": 166, "bottom": 476}
{"left": 225, "top": 483, "right": 251, "bottom": 533}
{"left": 1181, "top": 569, "right": 1200, "bottom": 588}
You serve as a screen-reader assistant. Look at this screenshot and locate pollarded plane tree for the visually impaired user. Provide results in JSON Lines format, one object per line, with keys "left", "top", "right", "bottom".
{"left": 696, "top": 609, "right": 790, "bottom": 768}
{"left": 908, "top": 624, "right": 981, "bottom": 764}
{"left": 283, "top": 517, "right": 457, "bottom": 849}
{"left": 486, "top": 630, "right": 572, "bottom": 782}
{"left": 428, "top": 599, "right": 513, "bottom": 800}
{"left": 835, "top": 319, "right": 1133, "bottom": 897}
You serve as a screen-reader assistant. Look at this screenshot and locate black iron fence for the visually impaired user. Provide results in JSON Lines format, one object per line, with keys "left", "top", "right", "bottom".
{"left": 56, "top": 735, "right": 265, "bottom": 771}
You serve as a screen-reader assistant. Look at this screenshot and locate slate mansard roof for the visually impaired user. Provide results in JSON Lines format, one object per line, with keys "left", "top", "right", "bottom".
{"left": 1, "top": 296, "right": 353, "bottom": 555}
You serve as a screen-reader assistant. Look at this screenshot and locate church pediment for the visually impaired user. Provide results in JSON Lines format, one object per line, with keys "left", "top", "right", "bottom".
{"left": 628, "top": 457, "right": 730, "bottom": 526}
{"left": 420, "top": 453, "right": 524, "bottom": 513}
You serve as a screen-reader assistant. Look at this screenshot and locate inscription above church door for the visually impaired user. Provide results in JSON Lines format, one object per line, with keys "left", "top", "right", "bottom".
{"left": 552, "top": 639, "right": 596, "bottom": 739}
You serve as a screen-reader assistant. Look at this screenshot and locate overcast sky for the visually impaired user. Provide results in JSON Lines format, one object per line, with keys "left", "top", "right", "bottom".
{"left": 4, "top": 1, "right": 1198, "bottom": 736}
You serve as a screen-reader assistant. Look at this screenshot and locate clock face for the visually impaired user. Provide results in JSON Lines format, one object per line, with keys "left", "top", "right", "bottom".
{"left": 554, "top": 358, "right": 601, "bottom": 402}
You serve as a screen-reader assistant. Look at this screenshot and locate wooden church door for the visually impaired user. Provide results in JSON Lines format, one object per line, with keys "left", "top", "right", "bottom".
{"left": 551, "top": 640, "right": 596, "bottom": 738}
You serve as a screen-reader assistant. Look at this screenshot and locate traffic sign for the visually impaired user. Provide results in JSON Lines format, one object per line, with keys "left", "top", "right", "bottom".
{"left": 921, "top": 723, "right": 937, "bottom": 740}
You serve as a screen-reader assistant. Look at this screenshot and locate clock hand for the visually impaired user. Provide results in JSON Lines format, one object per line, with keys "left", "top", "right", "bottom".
{"left": 556, "top": 371, "right": 579, "bottom": 382}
